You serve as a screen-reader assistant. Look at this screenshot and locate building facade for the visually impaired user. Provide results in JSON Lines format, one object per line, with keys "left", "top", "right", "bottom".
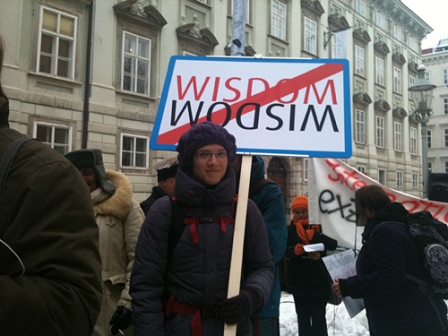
{"left": 0, "top": 0, "right": 432, "bottom": 207}
{"left": 422, "top": 46, "right": 448, "bottom": 175}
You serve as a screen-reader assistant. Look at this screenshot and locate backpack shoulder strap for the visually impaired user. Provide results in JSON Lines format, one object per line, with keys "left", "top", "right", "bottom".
{"left": 167, "top": 196, "right": 186, "bottom": 263}
{"left": 0, "top": 136, "right": 34, "bottom": 238}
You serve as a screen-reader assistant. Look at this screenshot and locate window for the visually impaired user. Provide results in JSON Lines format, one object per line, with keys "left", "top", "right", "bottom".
{"left": 304, "top": 17, "right": 317, "bottom": 54}
{"left": 410, "top": 127, "right": 417, "bottom": 154}
{"left": 376, "top": 12, "right": 386, "bottom": 30}
{"left": 357, "top": 166, "right": 367, "bottom": 174}
{"left": 394, "top": 26, "right": 402, "bottom": 41}
{"left": 445, "top": 129, "right": 448, "bottom": 147}
{"left": 355, "top": 46, "right": 365, "bottom": 76}
{"left": 37, "top": 7, "right": 77, "bottom": 79}
{"left": 444, "top": 98, "right": 448, "bottom": 114}
{"left": 409, "top": 37, "right": 419, "bottom": 52}
{"left": 121, "top": 134, "right": 149, "bottom": 169}
{"left": 427, "top": 130, "right": 432, "bottom": 148}
{"left": 376, "top": 116, "right": 384, "bottom": 147}
{"left": 396, "top": 171, "right": 403, "bottom": 188}
{"left": 394, "top": 121, "right": 402, "bottom": 151}
{"left": 412, "top": 173, "right": 418, "bottom": 188}
{"left": 303, "top": 158, "right": 309, "bottom": 181}
{"left": 197, "top": 0, "right": 207, "bottom": 3}
{"left": 425, "top": 71, "right": 430, "bottom": 82}
{"left": 122, "top": 32, "right": 151, "bottom": 95}
{"left": 409, "top": 75, "right": 415, "bottom": 86}
{"left": 271, "top": 0, "right": 286, "bottom": 40}
{"left": 355, "top": 0, "right": 365, "bottom": 16}
{"left": 428, "top": 162, "right": 433, "bottom": 174}
{"left": 443, "top": 69, "right": 448, "bottom": 85}
{"left": 375, "top": 56, "right": 384, "bottom": 85}
{"left": 33, "top": 122, "right": 72, "bottom": 155}
{"left": 445, "top": 162, "right": 448, "bottom": 173}
{"left": 394, "top": 67, "right": 401, "bottom": 94}
{"left": 355, "top": 109, "right": 365, "bottom": 144}
{"left": 378, "top": 169, "right": 386, "bottom": 185}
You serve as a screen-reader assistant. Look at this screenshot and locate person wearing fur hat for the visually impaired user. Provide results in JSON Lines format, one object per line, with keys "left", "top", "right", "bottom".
{"left": 286, "top": 195, "right": 337, "bottom": 336}
{"left": 130, "top": 122, "right": 275, "bottom": 336}
{"left": 65, "top": 149, "right": 145, "bottom": 336}
{"left": 140, "top": 157, "right": 179, "bottom": 215}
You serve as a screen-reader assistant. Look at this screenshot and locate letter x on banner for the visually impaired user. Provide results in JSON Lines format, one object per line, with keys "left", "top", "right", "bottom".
{"left": 151, "top": 56, "right": 352, "bottom": 158}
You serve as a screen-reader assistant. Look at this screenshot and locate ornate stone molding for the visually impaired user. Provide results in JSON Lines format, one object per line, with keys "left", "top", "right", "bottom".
{"left": 408, "top": 61, "right": 419, "bottom": 73}
{"left": 353, "top": 28, "right": 371, "bottom": 44}
{"left": 393, "top": 107, "right": 408, "bottom": 118}
{"left": 224, "top": 45, "right": 256, "bottom": 56}
{"left": 392, "top": 52, "right": 406, "bottom": 65}
{"left": 301, "top": 0, "right": 325, "bottom": 17}
{"left": 374, "top": 41, "right": 390, "bottom": 55}
{"left": 374, "top": 99, "right": 391, "bottom": 112}
{"left": 328, "top": 14, "right": 350, "bottom": 31}
{"left": 113, "top": 1, "right": 167, "bottom": 29}
{"left": 177, "top": 23, "right": 219, "bottom": 49}
{"left": 353, "top": 92, "right": 372, "bottom": 105}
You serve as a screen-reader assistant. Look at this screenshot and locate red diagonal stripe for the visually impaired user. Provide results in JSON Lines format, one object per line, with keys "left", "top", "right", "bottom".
{"left": 157, "top": 63, "right": 343, "bottom": 145}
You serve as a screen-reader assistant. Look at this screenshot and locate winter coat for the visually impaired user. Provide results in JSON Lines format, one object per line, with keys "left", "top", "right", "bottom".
{"left": 338, "top": 202, "right": 447, "bottom": 335}
{"left": 130, "top": 166, "right": 275, "bottom": 336}
{"left": 243, "top": 156, "right": 287, "bottom": 318}
{"left": 0, "top": 97, "right": 102, "bottom": 336}
{"left": 140, "top": 185, "right": 166, "bottom": 215}
{"left": 92, "top": 170, "right": 145, "bottom": 336}
{"left": 286, "top": 222, "right": 337, "bottom": 297}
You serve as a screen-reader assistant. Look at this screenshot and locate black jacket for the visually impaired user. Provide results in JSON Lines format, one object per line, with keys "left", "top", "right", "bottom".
{"left": 286, "top": 222, "right": 337, "bottom": 297}
{"left": 140, "top": 186, "right": 166, "bottom": 215}
{"left": 339, "top": 202, "right": 447, "bottom": 335}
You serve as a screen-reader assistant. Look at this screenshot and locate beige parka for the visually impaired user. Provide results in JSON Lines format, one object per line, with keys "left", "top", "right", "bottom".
{"left": 92, "top": 170, "right": 145, "bottom": 336}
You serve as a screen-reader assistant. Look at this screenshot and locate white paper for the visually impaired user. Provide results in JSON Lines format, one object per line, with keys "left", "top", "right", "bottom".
{"left": 303, "top": 243, "right": 325, "bottom": 252}
{"left": 322, "top": 249, "right": 365, "bottom": 318}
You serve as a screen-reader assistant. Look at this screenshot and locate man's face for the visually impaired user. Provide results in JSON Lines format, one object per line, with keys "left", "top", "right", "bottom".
{"left": 192, "top": 144, "right": 228, "bottom": 186}
{"left": 78, "top": 167, "right": 97, "bottom": 192}
{"left": 160, "top": 177, "right": 176, "bottom": 196}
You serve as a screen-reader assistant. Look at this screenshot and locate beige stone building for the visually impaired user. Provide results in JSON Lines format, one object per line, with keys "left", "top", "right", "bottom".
{"left": 0, "top": 0, "right": 432, "bottom": 208}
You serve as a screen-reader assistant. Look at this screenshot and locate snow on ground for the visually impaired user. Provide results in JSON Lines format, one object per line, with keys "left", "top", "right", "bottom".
{"left": 279, "top": 292, "right": 369, "bottom": 336}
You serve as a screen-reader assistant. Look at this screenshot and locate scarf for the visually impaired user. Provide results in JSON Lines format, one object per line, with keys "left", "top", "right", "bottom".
{"left": 292, "top": 218, "right": 320, "bottom": 255}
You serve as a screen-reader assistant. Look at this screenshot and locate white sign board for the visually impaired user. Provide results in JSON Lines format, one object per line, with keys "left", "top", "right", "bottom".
{"left": 151, "top": 56, "right": 352, "bottom": 158}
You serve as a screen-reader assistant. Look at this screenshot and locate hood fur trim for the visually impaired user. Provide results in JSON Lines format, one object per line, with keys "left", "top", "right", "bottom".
{"left": 93, "top": 170, "right": 132, "bottom": 219}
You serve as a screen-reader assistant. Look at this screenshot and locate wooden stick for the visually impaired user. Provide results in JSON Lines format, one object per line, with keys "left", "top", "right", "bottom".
{"left": 224, "top": 154, "right": 252, "bottom": 336}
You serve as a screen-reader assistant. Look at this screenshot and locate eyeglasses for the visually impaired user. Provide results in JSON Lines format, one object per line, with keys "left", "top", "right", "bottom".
{"left": 194, "top": 150, "right": 228, "bottom": 161}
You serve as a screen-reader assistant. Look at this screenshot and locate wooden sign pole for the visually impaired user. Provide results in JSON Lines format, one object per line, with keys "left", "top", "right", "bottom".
{"left": 224, "top": 154, "right": 252, "bottom": 336}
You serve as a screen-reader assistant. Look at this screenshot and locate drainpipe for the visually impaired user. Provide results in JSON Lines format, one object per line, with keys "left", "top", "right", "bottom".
{"left": 82, "top": 1, "right": 94, "bottom": 149}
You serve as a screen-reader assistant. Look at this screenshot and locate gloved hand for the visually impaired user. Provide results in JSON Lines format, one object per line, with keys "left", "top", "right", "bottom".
{"left": 219, "top": 288, "right": 259, "bottom": 325}
{"left": 294, "top": 243, "right": 305, "bottom": 255}
{"left": 109, "top": 306, "right": 132, "bottom": 335}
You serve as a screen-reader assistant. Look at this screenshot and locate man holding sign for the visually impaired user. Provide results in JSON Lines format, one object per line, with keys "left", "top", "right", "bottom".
{"left": 130, "top": 122, "right": 274, "bottom": 335}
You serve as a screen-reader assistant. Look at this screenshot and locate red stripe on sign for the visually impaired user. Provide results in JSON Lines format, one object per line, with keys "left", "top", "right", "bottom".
{"left": 158, "top": 63, "right": 343, "bottom": 145}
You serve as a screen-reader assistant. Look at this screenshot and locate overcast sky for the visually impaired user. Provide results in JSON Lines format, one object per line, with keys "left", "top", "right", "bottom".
{"left": 401, "top": 0, "right": 445, "bottom": 49}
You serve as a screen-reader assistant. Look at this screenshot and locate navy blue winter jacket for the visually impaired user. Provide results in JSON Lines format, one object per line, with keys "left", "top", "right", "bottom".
{"left": 339, "top": 202, "right": 447, "bottom": 335}
{"left": 130, "top": 166, "right": 274, "bottom": 335}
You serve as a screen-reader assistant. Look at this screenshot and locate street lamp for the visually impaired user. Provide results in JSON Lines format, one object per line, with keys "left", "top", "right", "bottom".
{"left": 409, "top": 64, "right": 436, "bottom": 199}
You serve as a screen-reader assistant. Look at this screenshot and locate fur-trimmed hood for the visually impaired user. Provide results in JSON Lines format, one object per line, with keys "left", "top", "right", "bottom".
{"left": 92, "top": 170, "right": 133, "bottom": 219}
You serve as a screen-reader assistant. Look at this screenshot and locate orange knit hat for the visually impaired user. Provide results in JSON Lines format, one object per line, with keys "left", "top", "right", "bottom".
{"left": 291, "top": 195, "right": 308, "bottom": 211}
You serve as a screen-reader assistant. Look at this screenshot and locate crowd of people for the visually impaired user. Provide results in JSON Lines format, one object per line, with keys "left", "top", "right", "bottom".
{"left": 2, "top": 32, "right": 448, "bottom": 336}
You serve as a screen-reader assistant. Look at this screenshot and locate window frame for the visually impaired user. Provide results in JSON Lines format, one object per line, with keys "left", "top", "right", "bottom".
{"left": 378, "top": 169, "right": 386, "bottom": 185}
{"left": 303, "top": 158, "right": 309, "bottom": 181}
{"left": 304, "top": 16, "right": 317, "bottom": 54}
{"left": 394, "top": 67, "right": 402, "bottom": 94}
{"left": 375, "top": 115, "right": 384, "bottom": 148}
{"left": 375, "top": 56, "right": 384, "bottom": 85}
{"left": 394, "top": 121, "right": 402, "bottom": 152}
{"left": 355, "top": 0, "right": 366, "bottom": 16}
{"left": 33, "top": 121, "right": 73, "bottom": 154}
{"left": 396, "top": 171, "right": 403, "bottom": 188}
{"left": 427, "top": 129, "right": 432, "bottom": 148}
{"left": 121, "top": 31, "right": 151, "bottom": 96}
{"left": 444, "top": 98, "right": 448, "bottom": 115}
{"left": 355, "top": 109, "right": 366, "bottom": 144}
{"left": 444, "top": 129, "right": 448, "bottom": 147}
{"left": 36, "top": 6, "right": 78, "bottom": 80}
{"left": 443, "top": 69, "right": 448, "bottom": 85}
{"left": 394, "top": 25, "right": 402, "bottom": 41}
{"left": 271, "top": 0, "right": 287, "bottom": 40}
{"left": 376, "top": 12, "right": 386, "bottom": 30}
{"left": 412, "top": 173, "right": 418, "bottom": 188}
{"left": 355, "top": 45, "right": 365, "bottom": 76}
{"left": 120, "top": 133, "right": 149, "bottom": 170}
{"left": 410, "top": 126, "right": 418, "bottom": 155}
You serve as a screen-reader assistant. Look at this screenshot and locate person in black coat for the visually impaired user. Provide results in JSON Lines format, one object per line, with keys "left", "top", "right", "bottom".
{"left": 332, "top": 185, "right": 448, "bottom": 336}
{"left": 286, "top": 196, "right": 337, "bottom": 336}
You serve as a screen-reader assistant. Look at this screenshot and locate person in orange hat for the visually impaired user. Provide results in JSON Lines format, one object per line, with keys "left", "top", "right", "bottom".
{"left": 286, "top": 195, "right": 337, "bottom": 336}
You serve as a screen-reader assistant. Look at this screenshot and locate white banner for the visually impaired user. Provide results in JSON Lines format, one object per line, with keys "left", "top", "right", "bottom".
{"left": 310, "top": 158, "right": 448, "bottom": 250}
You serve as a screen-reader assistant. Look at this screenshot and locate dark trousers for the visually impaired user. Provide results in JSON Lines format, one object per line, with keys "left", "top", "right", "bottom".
{"left": 258, "top": 317, "right": 279, "bottom": 336}
{"left": 293, "top": 294, "right": 328, "bottom": 336}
